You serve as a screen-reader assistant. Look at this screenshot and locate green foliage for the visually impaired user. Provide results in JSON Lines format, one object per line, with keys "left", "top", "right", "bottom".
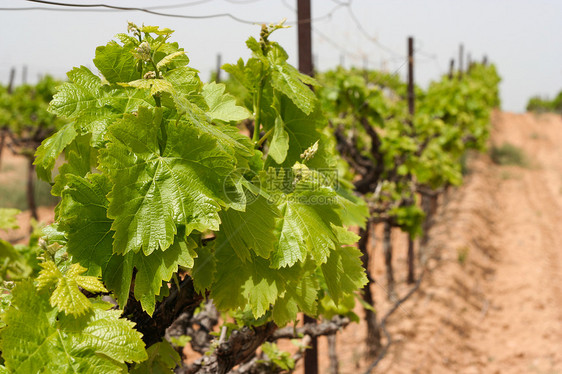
{"left": 321, "top": 246, "right": 367, "bottom": 303}
{"left": 36, "top": 261, "right": 107, "bottom": 316}
{"left": 0, "top": 280, "right": 146, "bottom": 373}
{"left": 490, "top": 142, "right": 528, "bottom": 167}
{"left": 100, "top": 106, "right": 233, "bottom": 255}
{"left": 130, "top": 341, "right": 181, "bottom": 374}
{"left": 1, "top": 76, "right": 65, "bottom": 139}
{"left": 34, "top": 122, "right": 77, "bottom": 182}
{"left": 316, "top": 63, "right": 500, "bottom": 235}
{"left": 260, "top": 341, "right": 295, "bottom": 370}
{"left": 457, "top": 246, "right": 470, "bottom": 265}
{"left": 0, "top": 209, "right": 19, "bottom": 230}
{"left": 526, "top": 90, "right": 562, "bottom": 113}
{"left": 0, "top": 214, "right": 44, "bottom": 282}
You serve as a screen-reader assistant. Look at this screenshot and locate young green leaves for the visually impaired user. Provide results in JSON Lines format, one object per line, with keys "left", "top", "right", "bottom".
{"left": 36, "top": 22, "right": 368, "bottom": 333}
{"left": 36, "top": 261, "right": 107, "bottom": 316}
{"left": 37, "top": 23, "right": 254, "bottom": 316}
{"left": 100, "top": 106, "right": 234, "bottom": 255}
{"left": 0, "top": 281, "right": 146, "bottom": 373}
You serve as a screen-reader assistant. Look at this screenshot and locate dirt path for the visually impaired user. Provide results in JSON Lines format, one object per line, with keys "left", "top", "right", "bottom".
{"left": 467, "top": 112, "right": 562, "bottom": 373}
{"left": 360, "top": 111, "right": 562, "bottom": 374}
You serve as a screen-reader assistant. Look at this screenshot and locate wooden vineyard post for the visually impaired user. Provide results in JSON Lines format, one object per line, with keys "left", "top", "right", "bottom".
{"left": 297, "top": 0, "right": 318, "bottom": 372}
{"left": 1, "top": 68, "right": 15, "bottom": 171}
{"left": 297, "top": 0, "right": 313, "bottom": 77}
{"left": 406, "top": 36, "right": 416, "bottom": 284}
{"left": 27, "top": 156, "right": 38, "bottom": 222}
{"left": 215, "top": 54, "right": 222, "bottom": 83}
{"left": 383, "top": 221, "right": 395, "bottom": 299}
{"left": 0, "top": 68, "right": 13, "bottom": 170}
{"left": 407, "top": 237, "right": 415, "bottom": 284}
{"left": 8, "top": 67, "right": 16, "bottom": 94}
{"left": 448, "top": 59, "right": 455, "bottom": 80}
{"left": 407, "top": 37, "right": 415, "bottom": 116}
{"left": 458, "top": 43, "right": 464, "bottom": 79}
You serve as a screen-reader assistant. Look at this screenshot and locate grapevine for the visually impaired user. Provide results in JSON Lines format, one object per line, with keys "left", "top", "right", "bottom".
{"left": 0, "top": 22, "right": 368, "bottom": 373}
{"left": 0, "top": 21, "right": 501, "bottom": 373}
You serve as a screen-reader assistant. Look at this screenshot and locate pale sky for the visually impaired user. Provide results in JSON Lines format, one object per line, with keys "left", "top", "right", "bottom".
{"left": 1, "top": 0, "right": 561, "bottom": 112}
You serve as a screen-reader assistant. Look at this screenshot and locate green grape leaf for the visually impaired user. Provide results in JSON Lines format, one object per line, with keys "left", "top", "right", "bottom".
{"left": 60, "top": 301, "right": 147, "bottom": 363}
{"left": 180, "top": 117, "right": 253, "bottom": 160}
{"left": 104, "top": 85, "right": 155, "bottom": 115}
{"left": 272, "top": 272, "right": 317, "bottom": 326}
{"left": 140, "top": 25, "right": 173, "bottom": 35}
{"left": 318, "top": 290, "right": 358, "bottom": 321}
{"left": 201, "top": 82, "right": 251, "bottom": 122}
{"left": 56, "top": 172, "right": 195, "bottom": 312}
{"left": 49, "top": 66, "right": 104, "bottom": 119}
{"left": 267, "top": 96, "right": 332, "bottom": 169}
{"left": 211, "top": 237, "right": 315, "bottom": 323}
{"left": 270, "top": 62, "right": 316, "bottom": 115}
{"left": 34, "top": 122, "right": 77, "bottom": 182}
{"left": 260, "top": 342, "right": 295, "bottom": 370}
{"left": 36, "top": 261, "right": 107, "bottom": 316}
{"left": 51, "top": 134, "right": 94, "bottom": 196}
{"left": 219, "top": 192, "right": 280, "bottom": 261}
{"left": 93, "top": 41, "right": 139, "bottom": 83}
{"left": 211, "top": 238, "right": 283, "bottom": 319}
{"left": 156, "top": 43, "right": 190, "bottom": 67}
{"left": 246, "top": 36, "right": 262, "bottom": 57}
{"left": 133, "top": 236, "right": 197, "bottom": 315}
{"left": 0, "top": 239, "right": 20, "bottom": 263}
{"left": 191, "top": 243, "right": 217, "bottom": 294}
{"left": 222, "top": 57, "right": 262, "bottom": 93}
{"left": 268, "top": 116, "right": 289, "bottom": 164}
{"left": 35, "top": 261, "right": 62, "bottom": 289}
{"left": 272, "top": 188, "right": 341, "bottom": 268}
{"left": 0, "top": 208, "right": 20, "bottom": 230}
{"left": 333, "top": 225, "right": 361, "bottom": 245}
{"left": 0, "top": 281, "right": 146, "bottom": 373}
{"left": 333, "top": 186, "right": 369, "bottom": 228}
{"left": 100, "top": 106, "right": 235, "bottom": 255}
{"left": 321, "top": 246, "right": 367, "bottom": 303}
{"left": 161, "top": 67, "right": 207, "bottom": 115}
{"left": 130, "top": 340, "right": 181, "bottom": 374}
{"left": 122, "top": 79, "right": 175, "bottom": 96}
{"left": 74, "top": 108, "right": 120, "bottom": 147}
{"left": 57, "top": 173, "right": 113, "bottom": 277}
{"left": 162, "top": 66, "right": 201, "bottom": 98}
{"left": 157, "top": 51, "right": 186, "bottom": 70}
{"left": 103, "top": 252, "right": 134, "bottom": 309}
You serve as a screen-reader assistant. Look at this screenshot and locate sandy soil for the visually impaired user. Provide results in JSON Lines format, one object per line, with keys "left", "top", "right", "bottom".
{"left": 312, "top": 111, "right": 562, "bottom": 374}
{"left": 2, "top": 112, "right": 562, "bottom": 373}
